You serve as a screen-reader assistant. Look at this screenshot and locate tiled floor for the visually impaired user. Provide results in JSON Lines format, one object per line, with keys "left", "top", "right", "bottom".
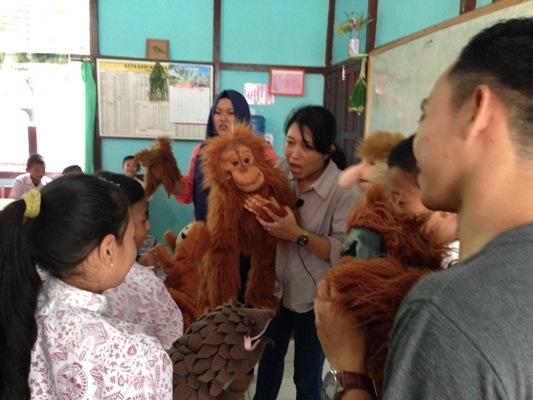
{"left": 244, "top": 340, "right": 330, "bottom": 400}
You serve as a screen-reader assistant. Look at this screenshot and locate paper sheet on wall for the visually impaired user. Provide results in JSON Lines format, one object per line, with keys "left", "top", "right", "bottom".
{"left": 168, "top": 64, "right": 212, "bottom": 124}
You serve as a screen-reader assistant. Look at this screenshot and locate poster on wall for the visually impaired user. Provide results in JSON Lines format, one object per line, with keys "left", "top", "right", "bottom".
{"left": 168, "top": 64, "right": 212, "bottom": 124}
{"left": 96, "top": 58, "right": 213, "bottom": 140}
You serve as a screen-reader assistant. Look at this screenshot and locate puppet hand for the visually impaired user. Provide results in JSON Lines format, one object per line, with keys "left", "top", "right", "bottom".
{"left": 315, "top": 280, "right": 367, "bottom": 372}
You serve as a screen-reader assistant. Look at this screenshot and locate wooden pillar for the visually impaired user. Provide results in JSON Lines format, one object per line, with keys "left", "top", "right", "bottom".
{"left": 28, "top": 125, "right": 37, "bottom": 155}
{"left": 367, "top": 0, "right": 378, "bottom": 52}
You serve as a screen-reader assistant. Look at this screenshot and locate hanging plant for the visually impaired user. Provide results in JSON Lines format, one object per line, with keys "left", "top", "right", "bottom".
{"left": 149, "top": 61, "right": 168, "bottom": 101}
{"left": 348, "top": 56, "right": 367, "bottom": 115}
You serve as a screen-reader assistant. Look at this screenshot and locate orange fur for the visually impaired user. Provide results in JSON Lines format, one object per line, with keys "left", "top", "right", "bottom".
{"left": 200, "top": 123, "right": 297, "bottom": 311}
{"left": 154, "top": 221, "right": 209, "bottom": 330}
{"left": 134, "top": 136, "right": 182, "bottom": 198}
{"left": 356, "top": 131, "right": 404, "bottom": 163}
{"left": 322, "top": 184, "right": 446, "bottom": 396}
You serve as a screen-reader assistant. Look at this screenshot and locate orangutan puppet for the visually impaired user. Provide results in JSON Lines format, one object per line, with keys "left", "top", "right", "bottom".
{"left": 134, "top": 136, "right": 182, "bottom": 198}
{"left": 319, "top": 184, "right": 448, "bottom": 398}
{"left": 154, "top": 221, "right": 209, "bottom": 330}
{"left": 200, "top": 123, "right": 297, "bottom": 311}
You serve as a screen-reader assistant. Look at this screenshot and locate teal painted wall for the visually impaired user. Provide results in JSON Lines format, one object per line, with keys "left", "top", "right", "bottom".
{"left": 98, "top": 0, "right": 213, "bottom": 61}
{"left": 97, "top": 0, "right": 499, "bottom": 243}
{"left": 221, "top": 0, "right": 328, "bottom": 66}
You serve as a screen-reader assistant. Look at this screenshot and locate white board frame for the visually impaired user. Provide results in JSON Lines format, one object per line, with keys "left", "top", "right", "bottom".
{"left": 364, "top": 0, "right": 533, "bottom": 137}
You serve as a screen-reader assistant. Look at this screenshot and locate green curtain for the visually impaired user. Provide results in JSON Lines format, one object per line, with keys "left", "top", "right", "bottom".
{"left": 82, "top": 61, "right": 96, "bottom": 173}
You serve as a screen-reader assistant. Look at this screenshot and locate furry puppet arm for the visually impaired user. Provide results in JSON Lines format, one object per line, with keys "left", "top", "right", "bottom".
{"left": 134, "top": 136, "right": 182, "bottom": 198}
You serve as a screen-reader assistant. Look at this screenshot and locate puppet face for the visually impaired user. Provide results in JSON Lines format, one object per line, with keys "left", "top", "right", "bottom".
{"left": 221, "top": 141, "right": 265, "bottom": 192}
{"left": 357, "top": 159, "right": 386, "bottom": 191}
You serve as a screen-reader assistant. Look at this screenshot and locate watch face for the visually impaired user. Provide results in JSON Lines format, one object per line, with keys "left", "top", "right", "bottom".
{"left": 321, "top": 371, "right": 339, "bottom": 400}
{"left": 297, "top": 235, "right": 309, "bottom": 246}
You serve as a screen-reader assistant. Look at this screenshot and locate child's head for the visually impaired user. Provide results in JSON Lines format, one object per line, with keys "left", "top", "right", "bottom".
{"left": 122, "top": 155, "right": 140, "bottom": 178}
{"left": 387, "top": 135, "right": 457, "bottom": 244}
{"left": 62, "top": 164, "right": 83, "bottom": 175}
{"left": 95, "top": 171, "right": 150, "bottom": 249}
{"left": 26, "top": 154, "right": 46, "bottom": 185}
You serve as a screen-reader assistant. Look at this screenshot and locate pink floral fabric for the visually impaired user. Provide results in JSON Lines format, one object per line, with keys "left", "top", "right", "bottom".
{"left": 104, "top": 262, "right": 183, "bottom": 350}
{"left": 29, "top": 277, "right": 173, "bottom": 399}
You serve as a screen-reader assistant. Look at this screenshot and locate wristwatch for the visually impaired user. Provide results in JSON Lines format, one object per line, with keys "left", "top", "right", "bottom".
{"left": 322, "top": 370, "right": 377, "bottom": 400}
{"left": 296, "top": 230, "right": 309, "bottom": 247}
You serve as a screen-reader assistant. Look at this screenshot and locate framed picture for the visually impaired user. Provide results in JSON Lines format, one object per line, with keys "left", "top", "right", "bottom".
{"left": 269, "top": 67, "right": 305, "bottom": 96}
{"left": 146, "top": 39, "right": 169, "bottom": 60}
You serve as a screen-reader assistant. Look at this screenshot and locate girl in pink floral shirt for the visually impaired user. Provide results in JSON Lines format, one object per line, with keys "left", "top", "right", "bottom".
{"left": 0, "top": 174, "right": 173, "bottom": 399}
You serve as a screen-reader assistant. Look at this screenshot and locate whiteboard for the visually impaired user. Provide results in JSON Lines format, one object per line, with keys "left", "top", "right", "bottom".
{"left": 365, "top": 0, "right": 533, "bottom": 137}
{"left": 96, "top": 58, "right": 213, "bottom": 140}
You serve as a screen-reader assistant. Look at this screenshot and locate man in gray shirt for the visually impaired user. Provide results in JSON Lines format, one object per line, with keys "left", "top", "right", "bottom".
{"left": 315, "top": 17, "right": 533, "bottom": 400}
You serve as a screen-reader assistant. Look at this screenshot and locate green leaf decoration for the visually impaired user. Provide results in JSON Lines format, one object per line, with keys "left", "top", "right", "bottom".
{"left": 149, "top": 61, "right": 168, "bottom": 101}
{"left": 348, "top": 56, "right": 367, "bottom": 115}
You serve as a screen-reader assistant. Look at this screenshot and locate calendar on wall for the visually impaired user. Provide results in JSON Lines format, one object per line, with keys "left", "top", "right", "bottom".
{"left": 96, "top": 58, "right": 213, "bottom": 140}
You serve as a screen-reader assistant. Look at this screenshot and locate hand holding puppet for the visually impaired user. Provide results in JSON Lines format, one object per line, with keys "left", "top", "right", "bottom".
{"left": 134, "top": 136, "right": 182, "bottom": 198}
{"left": 200, "top": 122, "right": 297, "bottom": 311}
{"left": 321, "top": 184, "right": 447, "bottom": 397}
{"left": 169, "top": 302, "right": 275, "bottom": 400}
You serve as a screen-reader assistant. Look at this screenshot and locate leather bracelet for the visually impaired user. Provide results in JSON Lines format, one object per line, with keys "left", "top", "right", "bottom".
{"left": 341, "top": 371, "right": 377, "bottom": 399}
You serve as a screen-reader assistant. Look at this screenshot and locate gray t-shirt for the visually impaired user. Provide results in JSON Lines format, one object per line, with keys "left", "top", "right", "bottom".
{"left": 383, "top": 223, "right": 533, "bottom": 400}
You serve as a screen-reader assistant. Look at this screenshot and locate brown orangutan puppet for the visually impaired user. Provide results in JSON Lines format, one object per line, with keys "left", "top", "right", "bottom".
{"left": 200, "top": 122, "right": 297, "bottom": 311}
{"left": 154, "top": 221, "right": 209, "bottom": 330}
{"left": 319, "top": 184, "right": 448, "bottom": 398}
{"left": 134, "top": 136, "right": 182, "bottom": 198}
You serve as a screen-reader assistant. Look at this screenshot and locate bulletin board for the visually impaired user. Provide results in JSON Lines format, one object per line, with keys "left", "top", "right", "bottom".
{"left": 364, "top": 0, "right": 533, "bottom": 137}
{"left": 96, "top": 58, "right": 213, "bottom": 140}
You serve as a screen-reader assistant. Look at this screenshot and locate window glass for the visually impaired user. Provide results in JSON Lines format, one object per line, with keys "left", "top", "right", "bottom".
{"left": 0, "top": 0, "right": 90, "bottom": 173}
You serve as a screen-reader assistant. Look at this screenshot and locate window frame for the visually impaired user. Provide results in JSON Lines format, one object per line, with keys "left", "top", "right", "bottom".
{"left": 0, "top": 0, "right": 97, "bottom": 177}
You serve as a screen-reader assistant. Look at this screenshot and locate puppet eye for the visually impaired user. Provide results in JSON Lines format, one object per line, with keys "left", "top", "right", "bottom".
{"left": 243, "top": 157, "right": 251, "bottom": 164}
{"left": 231, "top": 160, "right": 239, "bottom": 167}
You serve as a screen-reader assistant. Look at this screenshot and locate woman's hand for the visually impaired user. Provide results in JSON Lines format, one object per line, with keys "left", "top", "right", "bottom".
{"left": 244, "top": 194, "right": 274, "bottom": 216}
{"left": 315, "top": 280, "right": 367, "bottom": 372}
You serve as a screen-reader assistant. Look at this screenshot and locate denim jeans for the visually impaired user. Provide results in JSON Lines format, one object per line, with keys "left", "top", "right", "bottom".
{"left": 253, "top": 304, "right": 325, "bottom": 400}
